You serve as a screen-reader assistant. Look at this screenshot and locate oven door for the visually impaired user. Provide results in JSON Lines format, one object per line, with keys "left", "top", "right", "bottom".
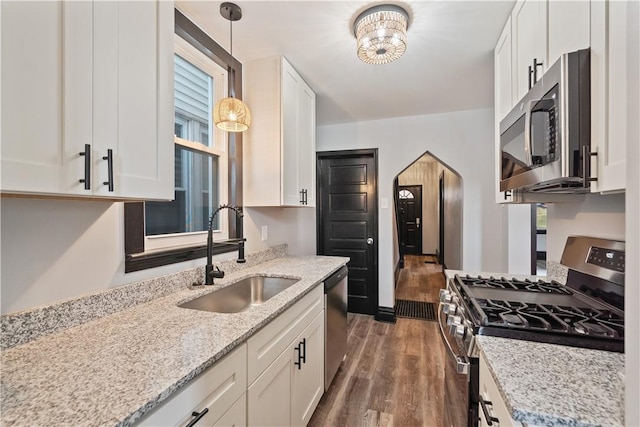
{"left": 438, "top": 303, "right": 478, "bottom": 427}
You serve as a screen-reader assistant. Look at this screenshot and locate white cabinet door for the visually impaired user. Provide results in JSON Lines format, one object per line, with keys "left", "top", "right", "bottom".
{"left": 1, "top": 1, "right": 93, "bottom": 196}
{"left": 1, "top": 1, "right": 173, "bottom": 200}
{"left": 291, "top": 312, "right": 324, "bottom": 427}
{"left": 281, "top": 59, "right": 302, "bottom": 206}
{"left": 512, "top": 0, "right": 547, "bottom": 101}
{"left": 92, "top": 0, "right": 174, "bottom": 200}
{"left": 297, "top": 81, "right": 316, "bottom": 208}
{"left": 247, "top": 348, "right": 292, "bottom": 426}
{"left": 547, "top": 1, "right": 590, "bottom": 67}
{"left": 590, "top": 0, "right": 630, "bottom": 193}
{"left": 214, "top": 394, "right": 247, "bottom": 427}
{"left": 244, "top": 56, "right": 316, "bottom": 207}
{"left": 494, "top": 16, "right": 514, "bottom": 204}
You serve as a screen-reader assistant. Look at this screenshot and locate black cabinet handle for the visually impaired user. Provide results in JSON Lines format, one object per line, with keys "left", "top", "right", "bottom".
{"left": 533, "top": 58, "right": 543, "bottom": 82}
{"left": 185, "top": 408, "right": 209, "bottom": 427}
{"left": 294, "top": 342, "right": 302, "bottom": 369}
{"left": 79, "top": 144, "right": 91, "bottom": 190}
{"left": 528, "top": 65, "right": 534, "bottom": 90}
{"left": 300, "top": 338, "right": 306, "bottom": 364}
{"left": 503, "top": 190, "right": 511, "bottom": 200}
{"left": 299, "top": 189, "right": 304, "bottom": 205}
{"left": 582, "top": 146, "right": 598, "bottom": 188}
{"left": 479, "top": 396, "right": 499, "bottom": 426}
{"left": 303, "top": 189, "right": 308, "bottom": 205}
{"left": 102, "top": 149, "right": 114, "bottom": 192}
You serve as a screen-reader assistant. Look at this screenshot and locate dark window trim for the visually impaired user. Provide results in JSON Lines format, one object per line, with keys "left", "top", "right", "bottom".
{"left": 124, "top": 9, "right": 243, "bottom": 274}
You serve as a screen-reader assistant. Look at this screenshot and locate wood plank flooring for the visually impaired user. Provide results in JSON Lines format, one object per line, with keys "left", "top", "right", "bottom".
{"left": 309, "top": 255, "right": 447, "bottom": 427}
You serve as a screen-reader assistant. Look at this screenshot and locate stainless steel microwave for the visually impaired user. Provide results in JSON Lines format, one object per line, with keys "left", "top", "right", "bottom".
{"left": 500, "top": 48, "right": 591, "bottom": 193}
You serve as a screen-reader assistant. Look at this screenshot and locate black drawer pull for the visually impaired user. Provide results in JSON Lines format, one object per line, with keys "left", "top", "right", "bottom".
{"left": 103, "top": 149, "right": 114, "bottom": 192}
{"left": 186, "top": 408, "right": 209, "bottom": 427}
{"left": 300, "top": 337, "right": 306, "bottom": 364}
{"left": 79, "top": 144, "right": 91, "bottom": 190}
{"left": 479, "top": 396, "right": 499, "bottom": 426}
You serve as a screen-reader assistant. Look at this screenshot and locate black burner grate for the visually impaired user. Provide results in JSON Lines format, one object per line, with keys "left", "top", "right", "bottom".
{"left": 395, "top": 300, "right": 437, "bottom": 321}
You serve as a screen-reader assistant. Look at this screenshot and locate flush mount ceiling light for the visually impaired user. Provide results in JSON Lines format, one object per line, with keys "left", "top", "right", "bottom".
{"left": 213, "top": 2, "right": 251, "bottom": 132}
{"left": 353, "top": 4, "right": 409, "bottom": 65}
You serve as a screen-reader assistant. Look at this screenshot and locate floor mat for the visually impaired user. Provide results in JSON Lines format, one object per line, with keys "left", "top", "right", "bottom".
{"left": 395, "top": 299, "right": 437, "bottom": 321}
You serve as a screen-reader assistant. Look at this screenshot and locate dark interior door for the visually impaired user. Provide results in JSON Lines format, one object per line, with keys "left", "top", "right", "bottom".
{"left": 317, "top": 150, "right": 378, "bottom": 315}
{"left": 398, "top": 185, "right": 422, "bottom": 255}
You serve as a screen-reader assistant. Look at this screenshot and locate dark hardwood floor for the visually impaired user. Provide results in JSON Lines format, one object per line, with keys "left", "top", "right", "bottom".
{"left": 309, "top": 255, "right": 447, "bottom": 427}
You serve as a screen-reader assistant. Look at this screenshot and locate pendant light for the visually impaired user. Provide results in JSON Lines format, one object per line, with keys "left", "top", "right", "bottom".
{"left": 213, "top": 2, "right": 251, "bottom": 132}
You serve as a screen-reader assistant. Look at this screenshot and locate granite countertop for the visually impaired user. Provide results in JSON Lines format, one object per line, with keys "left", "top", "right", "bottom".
{"left": 0, "top": 255, "right": 347, "bottom": 427}
{"left": 476, "top": 335, "right": 625, "bottom": 427}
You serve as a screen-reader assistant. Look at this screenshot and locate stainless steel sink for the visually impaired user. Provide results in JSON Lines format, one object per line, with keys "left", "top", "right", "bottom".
{"left": 178, "top": 276, "right": 300, "bottom": 313}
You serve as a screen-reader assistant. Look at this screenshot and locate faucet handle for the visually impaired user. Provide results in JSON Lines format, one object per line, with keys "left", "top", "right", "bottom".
{"left": 212, "top": 266, "right": 225, "bottom": 279}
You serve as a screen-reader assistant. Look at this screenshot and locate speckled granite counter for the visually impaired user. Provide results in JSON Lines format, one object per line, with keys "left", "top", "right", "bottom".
{"left": 476, "top": 335, "right": 625, "bottom": 427}
{"left": 0, "top": 255, "right": 348, "bottom": 427}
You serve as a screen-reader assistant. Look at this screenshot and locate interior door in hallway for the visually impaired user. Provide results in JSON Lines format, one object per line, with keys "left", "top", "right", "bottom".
{"left": 398, "top": 185, "right": 422, "bottom": 255}
{"left": 317, "top": 150, "right": 378, "bottom": 315}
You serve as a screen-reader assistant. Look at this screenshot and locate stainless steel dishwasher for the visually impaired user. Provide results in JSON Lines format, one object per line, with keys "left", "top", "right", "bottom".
{"left": 324, "top": 265, "right": 348, "bottom": 391}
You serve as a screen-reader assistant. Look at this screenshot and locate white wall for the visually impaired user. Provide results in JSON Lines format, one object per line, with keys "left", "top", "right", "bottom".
{"left": 317, "top": 107, "right": 507, "bottom": 308}
{"left": 546, "top": 194, "right": 625, "bottom": 262}
{"left": 624, "top": 1, "right": 639, "bottom": 422}
{"left": 0, "top": 198, "right": 316, "bottom": 315}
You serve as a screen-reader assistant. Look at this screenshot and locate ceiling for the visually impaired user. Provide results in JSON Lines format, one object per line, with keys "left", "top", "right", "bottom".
{"left": 175, "top": 1, "right": 515, "bottom": 126}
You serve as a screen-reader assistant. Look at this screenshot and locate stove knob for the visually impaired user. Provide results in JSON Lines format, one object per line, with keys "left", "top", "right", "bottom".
{"left": 454, "top": 324, "right": 466, "bottom": 339}
{"left": 439, "top": 290, "right": 452, "bottom": 303}
{"left": 447, "top": 315, "right": 461, "bottom": 326}
{"left": 444, "top": 304, "right": 457, "bottom": 315}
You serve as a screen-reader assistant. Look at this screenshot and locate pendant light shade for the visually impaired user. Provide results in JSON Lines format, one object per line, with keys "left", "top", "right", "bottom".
{"left": 353, "top": 4, "right": 409, "bottom": 65}
{"left": 214, "top": 2, "right": 251, "bottom": 132}
{"left": 214, "top": 97, "right": 251, "bottom": 132}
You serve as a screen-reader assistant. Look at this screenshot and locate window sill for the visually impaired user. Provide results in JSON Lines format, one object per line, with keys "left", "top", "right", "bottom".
{"left": 125, "top": 241, "right": 240, "bottom": 273}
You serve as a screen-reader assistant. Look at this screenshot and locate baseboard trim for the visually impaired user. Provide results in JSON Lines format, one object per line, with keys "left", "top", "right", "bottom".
{"left": 394, "top": 260, "right": 401, "bottom": 288}
{"left": 376, "top": 306, "right": 396, "bottom": 323}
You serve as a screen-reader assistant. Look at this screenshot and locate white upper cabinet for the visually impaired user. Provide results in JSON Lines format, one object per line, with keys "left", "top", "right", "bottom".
{"left": 1, "top": 1, "right": 174, "bottom": 200}
{"left": 547, "top": 1, "right": 590, "bottom": 67}
{"left": 590, "top": 0, "right": 632, "bottom": 193}
{"left": 495, "top": 17, "right": 514, "bottom": 203}
{"left": 244, "top": 56, "right": 316, "bottom": 207}
{"left": 511, "top": 0, "right": 547, "bottom": 102}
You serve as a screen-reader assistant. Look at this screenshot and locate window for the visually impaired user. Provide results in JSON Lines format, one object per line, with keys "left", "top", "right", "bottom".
{"left": 398, "top": 189, "right": 414, "bottom": 199}
{"left": 144, "top": 37, "right": 229, "bottom": 251}
{"left": 124, "top": 10, "right": 244, "bottom": 273}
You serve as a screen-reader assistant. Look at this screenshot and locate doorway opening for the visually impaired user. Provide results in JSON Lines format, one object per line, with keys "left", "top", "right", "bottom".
{"left": 393, "top": 152, "right": 463, "bottom": 305}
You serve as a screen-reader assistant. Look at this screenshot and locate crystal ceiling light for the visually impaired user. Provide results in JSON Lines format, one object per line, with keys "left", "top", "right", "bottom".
{"left": 353, "top": 4, "right": 410, "bottom": 65}
{"left": 213, "top": 2, "right": 251, "bottom": 132}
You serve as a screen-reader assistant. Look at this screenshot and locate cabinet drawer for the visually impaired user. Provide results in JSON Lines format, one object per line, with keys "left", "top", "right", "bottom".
{"left": 479, "top": 355, "right": 522, "bottom": 427}
{"left": 137, "top": 343, "right": 247, "bottom": 426}
{"left": 247, "top": 285, "right": 323, "bottom": 385}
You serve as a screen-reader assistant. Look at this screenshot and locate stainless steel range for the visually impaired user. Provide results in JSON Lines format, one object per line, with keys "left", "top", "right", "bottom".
{"left": 438, "top": 236, "right": 625, "bottom": 427}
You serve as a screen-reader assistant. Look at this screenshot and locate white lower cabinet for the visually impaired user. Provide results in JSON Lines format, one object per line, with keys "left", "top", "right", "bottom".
{"left": 479, "top": 354, "right": 523, "bottom": 427}
{"left": 135, "top": 285, "right": 325, "bottom": 427}
{"left": 136, "top": 343, "right": 247, "bottom": 427}
{"left": 247, "top": 285, "right": 325, "bottom": 426}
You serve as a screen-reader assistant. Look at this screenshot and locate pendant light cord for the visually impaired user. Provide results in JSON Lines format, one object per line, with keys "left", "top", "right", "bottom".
{"left": 229, "top": 8, "right": 235, "bottom": 98}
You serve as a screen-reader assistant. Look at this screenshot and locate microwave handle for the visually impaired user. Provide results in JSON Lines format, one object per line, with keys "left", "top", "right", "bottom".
{"left": 524, "top": 101, "right": 533, "bottom": 166}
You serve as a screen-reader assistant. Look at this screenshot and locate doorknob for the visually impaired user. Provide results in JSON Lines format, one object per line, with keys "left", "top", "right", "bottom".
{"left": 367, "top": 238, "right": 374, "bottom": 245}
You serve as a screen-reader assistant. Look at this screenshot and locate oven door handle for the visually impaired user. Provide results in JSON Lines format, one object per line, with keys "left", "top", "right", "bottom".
{"left": 438, "top": 303, "right": 469, "bottom": 375}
